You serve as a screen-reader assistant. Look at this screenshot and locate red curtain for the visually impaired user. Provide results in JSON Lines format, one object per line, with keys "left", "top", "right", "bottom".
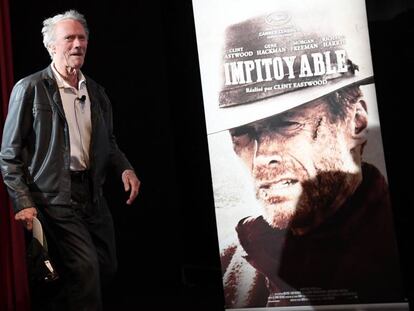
{"left": 0, "top": 0, "right": 31, "bottom": 310}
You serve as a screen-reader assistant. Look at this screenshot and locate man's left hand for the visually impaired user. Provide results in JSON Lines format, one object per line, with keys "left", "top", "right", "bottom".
{"left": 121, "top": 169, "right": 141, "bottom": 205}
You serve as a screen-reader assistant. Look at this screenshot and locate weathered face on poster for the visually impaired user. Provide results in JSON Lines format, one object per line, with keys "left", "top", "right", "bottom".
{"left": 192, "top": 0, "right": 408, "bottom": 310}
{"left": 229, "top": 92, "right": 367, "bottom": 234}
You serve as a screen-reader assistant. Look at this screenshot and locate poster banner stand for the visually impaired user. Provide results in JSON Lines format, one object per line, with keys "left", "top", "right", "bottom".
{"left": 192, "top": 0, "right": 410, "bottom": 310}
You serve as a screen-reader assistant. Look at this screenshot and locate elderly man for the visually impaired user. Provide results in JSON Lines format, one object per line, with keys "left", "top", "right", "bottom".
{"left": 1, "top": 10, "right": 140, "bottom": 311}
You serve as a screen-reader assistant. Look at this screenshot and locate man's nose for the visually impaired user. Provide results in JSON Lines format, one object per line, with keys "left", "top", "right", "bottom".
{"left": 73, "top": 37, "right": 85, "bottom": 48}
{"left": 254, "top": 153, "right": 282, "bottom": 168}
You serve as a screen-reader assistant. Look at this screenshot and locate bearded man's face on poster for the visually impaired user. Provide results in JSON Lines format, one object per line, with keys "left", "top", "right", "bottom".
{"left": 230, "top": 87, "right": 369, "bottom": 234}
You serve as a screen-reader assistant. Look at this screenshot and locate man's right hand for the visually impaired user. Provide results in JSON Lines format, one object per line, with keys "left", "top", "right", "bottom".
{"left": 15, "top": 207, "right": 37, "bottom": 231}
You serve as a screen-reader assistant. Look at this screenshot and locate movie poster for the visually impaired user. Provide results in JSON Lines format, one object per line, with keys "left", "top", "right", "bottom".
{"left": 192, "top": 0, "right": 409, "bottom": 310}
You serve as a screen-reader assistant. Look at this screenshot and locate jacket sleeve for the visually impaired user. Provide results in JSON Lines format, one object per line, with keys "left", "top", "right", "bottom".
{"left": 0, "top": 81, "right": 35, "bottom": 213}
{"left": 101, "top": 90, "right": 134, "bottom": 177}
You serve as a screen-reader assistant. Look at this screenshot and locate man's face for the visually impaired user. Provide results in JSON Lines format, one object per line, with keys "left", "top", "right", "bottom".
{"left": 51, "top": 19, "right": 88, "bottom": 71}
{"left": 230, "top": 98, "right": 364, "bottom": 234}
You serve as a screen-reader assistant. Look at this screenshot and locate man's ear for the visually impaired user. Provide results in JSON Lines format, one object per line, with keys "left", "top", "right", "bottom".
{"left": 349, "top": 99, "right": 368, "bottom": 148}
{"left": 49, "top": 44, "right": 56, "bottom": 55}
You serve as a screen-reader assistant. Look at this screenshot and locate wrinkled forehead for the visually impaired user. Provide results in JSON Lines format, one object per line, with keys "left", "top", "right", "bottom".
{"left": 53, "top": 19, "right": 87, "bottom": 37}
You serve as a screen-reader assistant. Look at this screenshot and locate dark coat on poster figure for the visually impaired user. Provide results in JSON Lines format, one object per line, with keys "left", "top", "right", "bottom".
{"left": 221, "top": 162, "right": 405, "bottom": 307}
{"left": 0, "top": 10, "right": 141, "bottom": 311}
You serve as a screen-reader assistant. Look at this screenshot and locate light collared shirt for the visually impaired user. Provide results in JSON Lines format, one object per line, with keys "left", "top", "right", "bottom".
{"left": 51, "top": 63, "right": 92, "bottom": 171}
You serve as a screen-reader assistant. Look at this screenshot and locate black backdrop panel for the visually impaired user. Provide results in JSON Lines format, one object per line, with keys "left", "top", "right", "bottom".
{"left": 8, "top": 0, "right": 414, "bottom": 310}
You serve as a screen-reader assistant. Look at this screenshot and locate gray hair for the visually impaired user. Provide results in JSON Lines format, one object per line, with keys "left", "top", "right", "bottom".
{"left": 42, "top": 10, "right": 89, "bottom": 59}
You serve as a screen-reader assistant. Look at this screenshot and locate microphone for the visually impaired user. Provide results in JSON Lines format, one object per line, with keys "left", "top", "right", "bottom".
{"left": 76, "top": 95, "right": 86, "bottom": 112}
{"left": 77, "top": 95, "right": 86, "bottom": 102}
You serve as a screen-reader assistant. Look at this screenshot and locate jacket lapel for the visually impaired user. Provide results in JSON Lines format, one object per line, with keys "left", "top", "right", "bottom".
{"left": 43, "top": 66, "right": 66, "bottom": 120}
{"left": 86, "top": 78, "right": 100, "bottom": 140}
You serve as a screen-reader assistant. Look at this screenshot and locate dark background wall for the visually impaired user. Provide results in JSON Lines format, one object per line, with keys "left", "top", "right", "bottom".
{"left": 366, "top": 1, "right": 414, "bottom": 309}
{"left": 8, "top": 0, "right": 414, "bottom": 310}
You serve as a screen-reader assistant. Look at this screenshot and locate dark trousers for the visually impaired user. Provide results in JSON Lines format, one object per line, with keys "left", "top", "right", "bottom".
{"left": 31, "top": 171, "right": 117, "bottom": 311}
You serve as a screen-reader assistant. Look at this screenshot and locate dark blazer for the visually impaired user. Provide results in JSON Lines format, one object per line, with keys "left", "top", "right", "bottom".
{"left": 0, "top": 65, "right": 133, "bottom": 213}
